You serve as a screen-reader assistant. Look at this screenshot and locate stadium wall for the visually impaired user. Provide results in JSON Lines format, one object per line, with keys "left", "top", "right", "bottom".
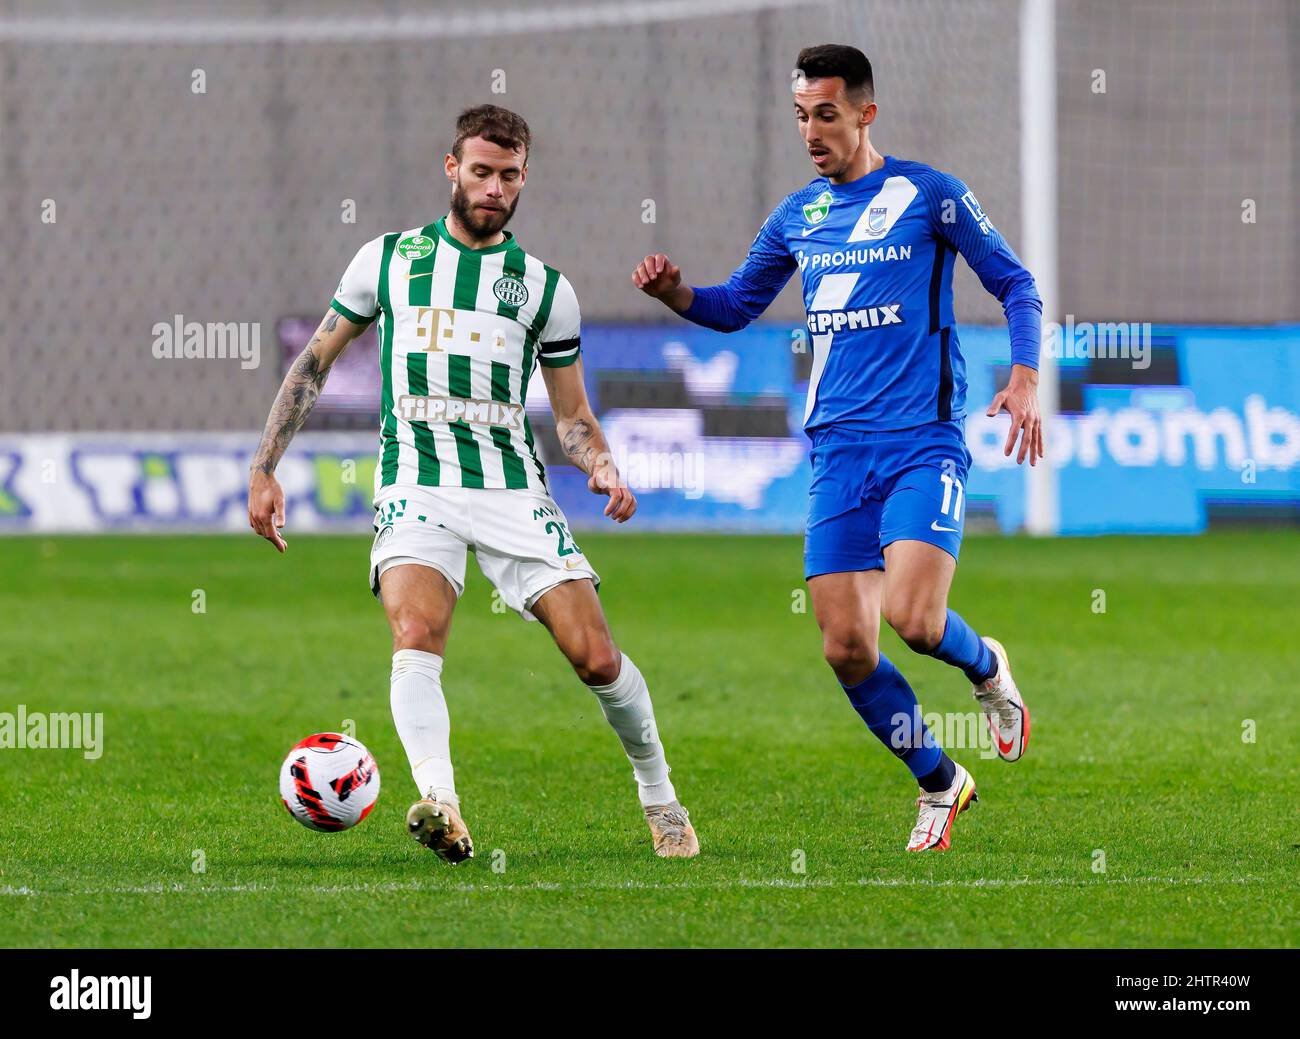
{"left": 1, "top": 0, "right": 1295, "bottom": 435}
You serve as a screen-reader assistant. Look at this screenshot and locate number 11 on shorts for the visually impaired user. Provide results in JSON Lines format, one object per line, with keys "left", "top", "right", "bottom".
{"left": 939, "top": 471, "right": 964, "bottom": 523}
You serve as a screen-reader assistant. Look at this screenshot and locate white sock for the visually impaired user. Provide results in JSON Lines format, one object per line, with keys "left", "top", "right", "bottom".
{"left": 390, "top": 649, "right": 457, "bottom": 807}
{"left": 589, "top": 654, "right": 676, "bottom": 807}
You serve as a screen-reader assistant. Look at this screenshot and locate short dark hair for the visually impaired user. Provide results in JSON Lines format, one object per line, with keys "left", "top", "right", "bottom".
{"left": 795, "top": 44, "right": 874, "bottom": 102}
{"left": 452, "top": 104, "right": 531, "bottom": 163}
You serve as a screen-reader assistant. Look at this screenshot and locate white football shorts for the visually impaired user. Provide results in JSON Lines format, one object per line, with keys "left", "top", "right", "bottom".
{"left": 368, "top": 484, "right": 599, "bottom": 621}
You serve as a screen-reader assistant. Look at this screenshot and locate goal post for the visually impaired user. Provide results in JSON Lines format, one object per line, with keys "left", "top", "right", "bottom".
{"left": 1020, "top": 0, "right": 1060, "bottom": 536}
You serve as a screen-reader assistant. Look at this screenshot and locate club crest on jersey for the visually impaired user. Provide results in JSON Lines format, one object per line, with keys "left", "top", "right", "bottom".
{"left": 492, "top": 275, "right": 529, "bottom": 307}
{"left": 397, "top": 234, "right": 435, "bottom": 260}
{"left": 865, "top": 206, "right": 888, "bottom": 236}
{"left": 802, "top": 190, "right": 833, "bottom": 226}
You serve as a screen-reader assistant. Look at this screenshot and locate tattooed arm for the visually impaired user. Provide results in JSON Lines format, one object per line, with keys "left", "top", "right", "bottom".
{"left": 541, "top": 358, "right": 637, "bottom": 523}
{"left": 248, "top": 309, "right": 365, "bottom": 551}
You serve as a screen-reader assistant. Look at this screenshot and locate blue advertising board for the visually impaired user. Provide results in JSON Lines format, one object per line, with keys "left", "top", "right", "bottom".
{"left": 1, "top": 323, "right": 1295, "bottom": 535}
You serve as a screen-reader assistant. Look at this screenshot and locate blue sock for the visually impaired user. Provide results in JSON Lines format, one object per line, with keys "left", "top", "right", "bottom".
{"left": 931, "top": 609, "right": 997, "bottom": 684}
{"left": 841, "top": 655, "right": 954, "bottom": 791}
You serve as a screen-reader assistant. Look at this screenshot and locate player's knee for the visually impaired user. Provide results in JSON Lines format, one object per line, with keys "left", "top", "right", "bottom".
{"left": 573, "top": 637, "right": 622, "bottom": 687}
{"left": 576, "top": 654, "right": 621, "bottom": 687}
{"left": 822, "top": 629, "right": 878, "bottom": 677}
{"left": 887, "top": 608, "right": 945, "bottom": 654}
{"left": 391, "top": 610, "right": 440, "bottom": 654}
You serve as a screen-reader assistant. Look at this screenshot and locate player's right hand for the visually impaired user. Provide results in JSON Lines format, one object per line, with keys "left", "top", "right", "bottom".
{"left": 632, "top": 253, "right": 682, "bottom": 299}
{"left": 248, "top": 470, "right": 287, "bottom": 553}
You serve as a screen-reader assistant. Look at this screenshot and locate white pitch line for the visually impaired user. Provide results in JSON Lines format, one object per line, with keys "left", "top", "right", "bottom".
{"left": 0, "top": 876, "right": 1274, "bottom": 897}
{"left": 0, "top": 0, "right": 812, "bottom": 43}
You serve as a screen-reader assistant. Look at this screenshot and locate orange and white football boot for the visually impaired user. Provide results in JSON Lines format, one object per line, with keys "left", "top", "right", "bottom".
{"left": 906, "top": 762, "right": 978, "bottom": 852}
{"left": 972, "top": 637, "right": 1030, "bottom": 762}
{"left": 406, "top": 796, "right": 474, "bottom": 865}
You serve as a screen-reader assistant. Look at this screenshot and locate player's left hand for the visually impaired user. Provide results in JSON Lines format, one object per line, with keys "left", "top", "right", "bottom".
{"left": 986, "top": 364, "right": 1044, "bottom": 466}
{"left": 248, "top": 469, "right": 288, "bottom": 552}
{"left": 588, "top": 461, "right": 637, "bottom": 523}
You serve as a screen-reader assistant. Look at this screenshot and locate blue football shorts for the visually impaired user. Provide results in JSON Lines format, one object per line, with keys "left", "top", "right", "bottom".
{"left": 804, "top": 420, "right": 972, "bottom": 580}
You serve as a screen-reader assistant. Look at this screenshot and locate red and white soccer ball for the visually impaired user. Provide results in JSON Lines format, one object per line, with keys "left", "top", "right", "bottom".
{"left": 279, "top": 733, "right": 380, "bottom": 832}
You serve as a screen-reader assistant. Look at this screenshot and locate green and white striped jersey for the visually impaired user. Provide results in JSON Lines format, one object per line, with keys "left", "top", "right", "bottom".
{"left": 330, "top": 216, "right": 581, "bottom": 495}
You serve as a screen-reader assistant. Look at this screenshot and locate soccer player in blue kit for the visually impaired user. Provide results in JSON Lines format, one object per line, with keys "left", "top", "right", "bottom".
{"left": 634, "top": 44, "right": 1043, "bottom": 850}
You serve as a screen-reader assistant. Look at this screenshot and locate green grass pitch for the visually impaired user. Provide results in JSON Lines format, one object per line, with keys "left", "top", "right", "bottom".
{"left": 0, "top": 530, "right": 1295, "bottom": 948}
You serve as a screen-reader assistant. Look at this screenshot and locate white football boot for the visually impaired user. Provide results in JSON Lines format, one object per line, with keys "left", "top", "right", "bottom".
{"left": 406, "top": 796, "right": 474, "bottom": 865}
{"left": 972, "top": 637, "right": 1030, "bottom": 762}
{"left": 906, "top": 762, "right": 978, "bottom": 852}
{"left": 644, "top": 801, "right": 700, "bottom": 858}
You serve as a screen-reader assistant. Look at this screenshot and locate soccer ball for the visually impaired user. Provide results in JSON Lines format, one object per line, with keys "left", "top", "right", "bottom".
{"left": 279, "top": 732, "right": 380, "bottom": 832}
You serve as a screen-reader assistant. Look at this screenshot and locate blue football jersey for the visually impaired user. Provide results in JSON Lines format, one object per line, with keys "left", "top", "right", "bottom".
{"left": 683, "top": 156, "right": 1041, "bottom": 432}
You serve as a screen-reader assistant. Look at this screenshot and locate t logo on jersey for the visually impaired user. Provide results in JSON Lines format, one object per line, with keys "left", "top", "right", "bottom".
{"left": 415, "top": 307, "right": 454, "bottom": 352}
{"left": 802, "top": 190, "right": 833, "bottom": 227}
{"left": 864, "top": 207, "right": 888, "bottom": 236}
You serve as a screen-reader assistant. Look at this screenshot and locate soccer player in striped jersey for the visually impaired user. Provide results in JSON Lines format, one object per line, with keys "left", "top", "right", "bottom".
{"left": 248, "top": 105, "right": 698, "bottom": 862}
{"left": 634, "top": 46, "right": 1037, "bottom": 852}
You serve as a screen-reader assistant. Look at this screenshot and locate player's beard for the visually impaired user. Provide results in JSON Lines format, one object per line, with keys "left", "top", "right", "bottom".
{"left": 450, "top": 180, "right": 519, "bottom": 241}
{"left": 823, "top": 157, "right": 852, "bottom": 180}
{"left": 815, "top": 145, "right": 854, "bottom": 181}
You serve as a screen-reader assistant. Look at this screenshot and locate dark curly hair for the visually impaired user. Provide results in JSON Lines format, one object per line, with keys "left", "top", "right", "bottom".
{"left": 452, "top": 104, "right": 532, "bottom": 164}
